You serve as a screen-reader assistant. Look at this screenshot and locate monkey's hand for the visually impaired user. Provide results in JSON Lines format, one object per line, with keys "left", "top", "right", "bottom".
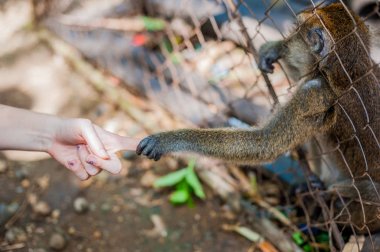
{"left": 137, "top": 134, "right": 167, "bottom": 161}
{"left": 137, "top": 131, "right": 191, "bottom": 161}
{"left": 258, "top": 41, "right": 284, "bottom": 73}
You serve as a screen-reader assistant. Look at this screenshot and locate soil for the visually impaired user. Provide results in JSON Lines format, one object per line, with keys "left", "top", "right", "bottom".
{"left": 0, "top": 158, "right": 251, "bottom": 252}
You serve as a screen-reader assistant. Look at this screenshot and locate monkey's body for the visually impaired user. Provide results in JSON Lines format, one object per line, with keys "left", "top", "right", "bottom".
{"left": 137, "top": 4, "right": 380, "bottom": 233}
{"left": 308, "top": 66, "right": 380, "bottom": 184}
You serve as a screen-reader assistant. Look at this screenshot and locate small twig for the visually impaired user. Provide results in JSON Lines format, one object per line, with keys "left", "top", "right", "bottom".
{"left": 222, "top": 224, "right": 279, "bottom": 252}
{"left": 229, "top": 165, "right": 254, "bottom": 194}
{"left": 150, "top": 214, "right": 168, "bottom": 237}
{"left": 5, "top": 197, "right": 28, "bottom": 230}
{"left": 296, "top": 148, "right": 345, "bottom": 250}
{"left": 0, "top": 243, "right": 25, "bottom": 251}
{"left": 255, "top": 197, "right": 297, "bottom": 231}
{"left": 240, "top": 200, "right": 303, "bottom": 252}
{"left": 58, "top": 16, "right": 166, "bottom": 32}
{"left": 229, "top": 165, "right": 298, "bottom": 232}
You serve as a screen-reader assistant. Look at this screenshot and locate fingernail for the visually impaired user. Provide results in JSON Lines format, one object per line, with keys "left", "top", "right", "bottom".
{"left": 79, "top": 173, "right": 89, "bottom": 180}
{"left": 110, "top": 164, "right": 122, "bottom": 175}
{"left": 100, "top": 149, "right": 109, "bottom": 159}
{"left": 87, "top": 166, "right": 98, "bottom": 175}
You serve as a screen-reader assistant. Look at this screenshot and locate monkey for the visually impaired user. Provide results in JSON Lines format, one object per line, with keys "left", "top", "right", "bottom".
{"left": 137, "top": 3, "right": 380, "bottom": 234}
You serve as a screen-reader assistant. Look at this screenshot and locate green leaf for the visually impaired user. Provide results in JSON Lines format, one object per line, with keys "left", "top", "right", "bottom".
{"left": 186, "top": 195, "right": 195, "bottom": 208}
{"left": 154, "top": 168, "right": 188, "bottom": 188}
{"left": 170, "top": 180, "right": 191, "bottom": 206}
{"left": 185, "top": 161, "right": 206, "bottom": 199}
{"left": 292, "top": 232, "right": 304, "bottom": 245}
{"left": 302, "top": 244, "right": 312, "bottom": 252}
{"left": 186, "top": 159, "right": 196, "bottom": 170}
{"left": 315, "top": 232, "right": 329, "bottom": 243}
{"left": 175, "top": 179, "right": 189, "bottom": 191}
{"left": 141, "top": 16, "right": 166, "bottom": 31}
{"left": 161, "top": 38, "right": 173, "bottom": 53}
{"left": 170, "top": 189, "right": 190, "bottom": 204}
{"left": 249, "top": 173, "right": 258, "bottom": 195}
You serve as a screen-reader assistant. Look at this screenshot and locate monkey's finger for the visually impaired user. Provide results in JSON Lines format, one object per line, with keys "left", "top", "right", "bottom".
{"left": 86, "top": 153, "right": 122, "bottom": 174}
{"left": 136, "top": 137, "right": 151, "bottom": 155}
{"left": 153, "top": 151, "right": 162, "bottom": 161}
{"left": 136, "top": 136, "right": 164, "bottom": 160}
{"left": 77, "top": 145, "right": 101, "bottom": 176}
{"left": 259, "top": 57, "right": 275, "bottom": 73}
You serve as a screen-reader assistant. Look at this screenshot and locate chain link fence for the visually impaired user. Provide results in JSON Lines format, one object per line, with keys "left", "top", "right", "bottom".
{"left": 35, "top": 0, "right": 380, "bottom": 250}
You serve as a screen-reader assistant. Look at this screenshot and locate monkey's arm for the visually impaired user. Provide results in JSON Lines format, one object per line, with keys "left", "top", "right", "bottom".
{"left": 137, "top": 78, "right": 336, "bottom": 162}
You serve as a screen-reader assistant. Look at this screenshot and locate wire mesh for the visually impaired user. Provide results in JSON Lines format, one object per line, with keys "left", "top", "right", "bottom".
{"left": 38, "top": 0, "right": 380, "bottom": 250}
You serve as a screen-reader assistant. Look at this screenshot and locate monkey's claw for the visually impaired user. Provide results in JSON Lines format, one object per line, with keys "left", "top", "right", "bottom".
{"left": 259, "top": 53, "right": 276, "bottom": 73}
{"left": 136, "top": 136, "right": 164, "bottom": 161}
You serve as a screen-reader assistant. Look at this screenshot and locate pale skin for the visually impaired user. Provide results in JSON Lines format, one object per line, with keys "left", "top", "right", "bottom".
{"left": 0, "top": 105, "right": 141, "bottom": 180}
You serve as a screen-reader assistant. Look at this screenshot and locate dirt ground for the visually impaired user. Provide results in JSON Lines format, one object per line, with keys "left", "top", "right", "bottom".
{"left": 0, "top": 1, "right": 251, "bottom": 251}
{"left": 0, "top": 158, "right": 251, "bottom": 252}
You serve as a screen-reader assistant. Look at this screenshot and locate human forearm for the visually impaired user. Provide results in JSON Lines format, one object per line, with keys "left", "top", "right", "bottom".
{"left": 0, "top": 104, "right": 141, "bottom": 180}
{"left": 0, "top": 105, "right": 59, "bottom": 152}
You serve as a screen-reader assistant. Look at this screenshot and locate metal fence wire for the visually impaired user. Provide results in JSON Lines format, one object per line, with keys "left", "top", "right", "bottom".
{"left": 37, "top": 0, "right": 380, "bottom": 251}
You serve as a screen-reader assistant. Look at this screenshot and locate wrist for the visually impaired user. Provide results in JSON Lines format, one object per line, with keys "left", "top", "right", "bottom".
{"left": 39, "top": 115, "right": 64, "bottom": 153}
{"left": 0, "top": 105, "right": 64, "bottom": 152}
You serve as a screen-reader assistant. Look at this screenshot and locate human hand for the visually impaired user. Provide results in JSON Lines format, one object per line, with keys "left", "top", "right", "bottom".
{"left": 47, "top": 118, "right": 140, "bottom": 180}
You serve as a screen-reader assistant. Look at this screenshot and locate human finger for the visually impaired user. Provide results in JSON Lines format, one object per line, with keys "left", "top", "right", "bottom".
{"left": 86, "top": 153, "right": 122, "bottom": 174}
{"left": 93, "top": 125, "right": 141, "bottom": 152}
{"left": 79, "top": 119, "right": 109, "bottom": 159}
{"left": 111, "top": 136, "right": 141, "bottom": 152}
{"left": 77, "top": 145, "right": 101, "bottom": 176}
{"left": 65, "top": 158, "right": 89, "bottom": 180}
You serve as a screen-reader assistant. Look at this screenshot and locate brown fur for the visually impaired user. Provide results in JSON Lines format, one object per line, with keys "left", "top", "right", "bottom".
{"left": 137, "top": 4, "right": 380, "bottom": 234}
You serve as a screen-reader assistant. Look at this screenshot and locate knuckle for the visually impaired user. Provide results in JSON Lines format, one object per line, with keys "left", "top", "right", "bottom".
{"left": 70, "top": 165, "right": 80, "bottom": 172}
{"left": 67, "top": 160, "right": 78, "bottom": 170}
{"left": 77, "top": 118, "right": 92, "bottom": 128}
{"left": 114, "top": 164, "right": 122, "bottom": 174}
{"left": 86, "top": 156, "right": 98, "bottom": 166}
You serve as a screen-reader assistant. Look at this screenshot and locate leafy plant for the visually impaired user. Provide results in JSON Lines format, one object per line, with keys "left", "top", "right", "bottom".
{"left": 154, "top": 159, "right": 205, "bottom": 206}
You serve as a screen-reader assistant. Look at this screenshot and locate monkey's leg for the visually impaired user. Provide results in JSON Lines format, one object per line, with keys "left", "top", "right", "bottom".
{"left": 137, "top": 78, "right": 336, "bottom": 162}
{"left": 362, "top": 232, "right": 380, "bottom": 251}
{"left": 332, "top": 180, "right": 380, "bottom": 233}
